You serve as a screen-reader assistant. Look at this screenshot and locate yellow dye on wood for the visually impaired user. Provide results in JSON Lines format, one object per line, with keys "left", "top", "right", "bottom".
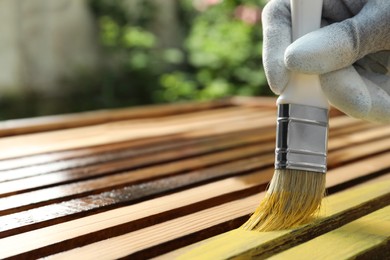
{"left": 178, "top": 179, "right": 390, "bottom": 259}
{"left": 270, "top": 205, "right": 390, "bottom": 260}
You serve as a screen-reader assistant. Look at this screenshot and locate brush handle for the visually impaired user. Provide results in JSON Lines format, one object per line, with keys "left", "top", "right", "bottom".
{"left": 276, "top": 0, "right": 328, "bottom": 109}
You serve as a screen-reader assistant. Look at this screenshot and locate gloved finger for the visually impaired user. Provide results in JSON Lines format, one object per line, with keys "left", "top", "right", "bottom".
{"left": 285, "top": 0, "right": 390, "bottom": 74}
{"left": 262, "top": 0, "right": 291, "bottom": 94}
{"left": 360, "top": 76, "right": 390, "bottom": 123}
{"left": 319, "top": 66, "right": 371, "bottom": 119}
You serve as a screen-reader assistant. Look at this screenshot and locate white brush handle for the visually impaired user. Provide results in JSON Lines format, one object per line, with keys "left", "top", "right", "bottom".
{"left": 277, "top": 0, "right": 328, "bottom": 109}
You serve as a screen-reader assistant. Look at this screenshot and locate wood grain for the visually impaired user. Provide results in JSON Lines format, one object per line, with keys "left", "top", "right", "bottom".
{"left": 269, "top": 205, "right": 390, "bottom": 260}
{"left": 1, "top": 151, "right": 389, "bottom": 258}
{"left": 1, "top": 127, "right": 388, "bottom": 239}
{"left": 0, "top": 107, "right": 271, "bottom": 160}
{"left": 45, "top": 176, "right": 390, "bottom": 260}
{"left": 0, "top": 98, "right": 388, "bottom": 259}
{"left": 0, "top": 99, "right": 233, "bottom": 137}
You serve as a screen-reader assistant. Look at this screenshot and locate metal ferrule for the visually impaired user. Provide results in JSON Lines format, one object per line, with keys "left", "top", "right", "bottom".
{"left": 275, "top": 104, "right": 329, "bottom": 173}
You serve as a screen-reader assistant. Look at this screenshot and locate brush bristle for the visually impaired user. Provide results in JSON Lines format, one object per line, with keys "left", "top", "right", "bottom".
{"left": 241, "top": 169, "right": 326, "bottom": 231}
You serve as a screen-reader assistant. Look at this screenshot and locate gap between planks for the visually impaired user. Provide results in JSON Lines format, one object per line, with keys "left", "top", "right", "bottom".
{"left": 1, "top": 120, "right": 388, "bottom": 212}
{"left": 45, "top": 175, "right": 390, "bottom": 260}
{"left": 0, "top": 127, "right": 389, "bottom": 239}
{"left": 269, "top": 205, "right": 390, "bottom": 260}
{"left": 2, "top": 120, "right": 388, "bottom": 197}
{"left": 0, "top": 107, "right": 273, "bottom": 160}
{"left": 0, "top": 114, "right": 384, "bottom": 185}
{"left": 1, "top": 152, "right": 390, "bottom": 259}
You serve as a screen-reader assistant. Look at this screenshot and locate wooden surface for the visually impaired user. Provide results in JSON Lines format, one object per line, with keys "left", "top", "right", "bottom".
{"left": 0, "top": 97, "right": 389, "bottom": 259}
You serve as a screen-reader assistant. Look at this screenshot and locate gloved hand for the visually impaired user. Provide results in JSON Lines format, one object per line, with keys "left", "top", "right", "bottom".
{"left": 262, "top": 0, "right": 390, "bottom": 123}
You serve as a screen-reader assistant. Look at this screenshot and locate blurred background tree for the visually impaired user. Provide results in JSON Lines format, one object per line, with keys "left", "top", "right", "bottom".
{"left": 0, "top": 0, "right": 271, "bottom": 120}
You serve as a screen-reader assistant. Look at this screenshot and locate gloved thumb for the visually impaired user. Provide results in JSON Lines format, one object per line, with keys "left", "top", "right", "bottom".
{"left": 284, "top": 0, "right": 390, "bottom": 74}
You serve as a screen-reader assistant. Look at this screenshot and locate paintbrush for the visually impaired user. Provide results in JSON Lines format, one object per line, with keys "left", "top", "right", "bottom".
{"left": 241, "top": 0, "right": 329, "bottom": 231}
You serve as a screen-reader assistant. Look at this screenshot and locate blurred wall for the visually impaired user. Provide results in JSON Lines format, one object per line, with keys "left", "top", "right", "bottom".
{"left": 0, "top": 0, "right": 99, "bottom": 96}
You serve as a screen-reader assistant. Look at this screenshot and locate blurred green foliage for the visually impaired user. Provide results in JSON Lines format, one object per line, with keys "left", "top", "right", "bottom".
{"left": 88, "top": 0, "right": 271, "bottom": 105}
{"left": 160, "top": 0, "right": 271, "bottom": 101}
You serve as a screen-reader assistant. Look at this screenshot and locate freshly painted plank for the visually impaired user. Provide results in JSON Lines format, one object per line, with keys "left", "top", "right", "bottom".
{"left": 2, "top": 133, "right": 388, "bottom": 215}
{"left": 0, "top": 114, "right": 383, "bottom": 183}
{"left": 0, "top": 168, "right": 272, "bottom": 239}
{"left": 0, "top": 132, "right": 274, "bottom": 185}
{"left": 3, "top": 120, "right": 387, "bottom": 195}
{"left": 269, "top": 206, "right": 390, "bottom": 260}
{"left": 0, "top": 108, "right": 273, "bottom": 160}
{"left": 0, "top": 120, "right": 274, "bottom": 171}
{"left": 0, "top": 111, "right": 368, "bottom": 171}
{"left": 157, "top": 168, "right": 390, "bottom": 260}
{"left": 0, "top": 145, "right": 271, "bottom": 215}
{"left": 0, "top": 105, "right": 358, "bottom": 161}
{"left": 45, "top": 176, "right": 390, "bottom": 260}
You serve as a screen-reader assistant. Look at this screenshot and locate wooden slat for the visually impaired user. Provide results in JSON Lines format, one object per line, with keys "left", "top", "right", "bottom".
{"left": 2, "top": 117, "right": 385, "bottom": 195}
{"left": 0, "top": 168, "right": 272, "bottom": 239}
{"left": 0, "top": 99, "right": 233, "bottom": 137}
{"left": 0, "top": 144, "right": 272, "bottom": 215}
{"left": 0, "top": 112, "right": 379, "bottom": 175}
{"left": 269, "top": 205, "right": 390, "bottom": 260}
{"left": 0, "top": 130, "right": 274, "bottom": 183}
{"left": 0, "top": 98, "right": 388, "bottom": 259}
{"left": 0, "top": 118, "right": 387, "bottom": 239}
{"left": 1, "top": 150, "right": 389, "bottom": 259}
{"left": 0, "top": 119, "right": 274, "bottom": 171}
{"left": 43, "top": 175, "right": 390, "bottom": 260}
{"left": 0, "top": 107, "right": 273, "bottom": 160}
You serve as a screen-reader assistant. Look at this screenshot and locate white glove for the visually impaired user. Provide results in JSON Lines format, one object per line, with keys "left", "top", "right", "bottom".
{"left": 262, "top": 0, "right": 390, "bottom": 123}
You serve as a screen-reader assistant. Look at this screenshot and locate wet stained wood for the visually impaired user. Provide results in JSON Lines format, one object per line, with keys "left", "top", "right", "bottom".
{"left": 0, "top": 144, "right": 273, "bottom": 214}
{"left": 0, "top": 129, "right": 275, "bottom": 183}
{"left": 0, "top": 106, "right": 273, "bottom": 160}
{"left": 1, "top": 148, "right": 390, "bottom": 243}
{"left": 0, "top": 97, "right": 389, "bottom": 259}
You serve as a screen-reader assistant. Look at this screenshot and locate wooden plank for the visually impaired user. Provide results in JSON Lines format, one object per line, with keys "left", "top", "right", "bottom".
{"left": 0, "top": 104, "right": 354, "bottom": 163}
{"left": 43, "top": 175, "right": 390, "bottom": 260}
{"left": 328, "top": 124, "right": 390, "bottom": 150}
{"left": 1, "top": 151, "right": 389, "bottom": 259}
{"left": 159, "top": 173, "right": 390, "bottom": 260}
{"left": 0, "top": 125, "right": 388, "bottom": 239}
{"left": 1, "top": 119, "right": 387, "bottom": 201}
{"left": 0, "top": 144, "right": 272, "bottom": 215}
{"left": 0, "top": 130, "right": 274, "bottom": 183}
{"left": 2, "top": 118, "right": 385, "bottom": 194}
{"left": 328, "top": 137, "right": 390, "bottom": 167}
{"left": 0, "top": 170, "right": 273, "bottom": 259}
{"left": 0, "top": 107, "right": 272, "bottom": 160}
{"left": 269, "top": 206, "right": 390, "bottom": 260}
{"left": 0, "top": 100, "right": 233, "bottom": 137}
{"left": 0, "top": 113, "right": 379, "bottom": 174}
{"left": 0, "top": 120, "right": 274, "bottom": 171}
